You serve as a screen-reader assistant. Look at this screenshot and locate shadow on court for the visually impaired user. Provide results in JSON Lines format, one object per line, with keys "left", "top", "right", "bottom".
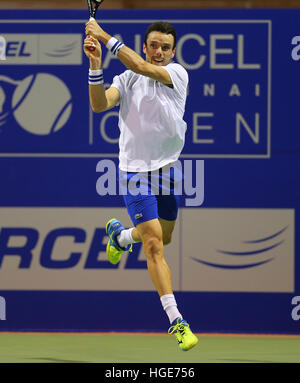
{"left": 25, "top": 357, "right": 87, "bottom": 363}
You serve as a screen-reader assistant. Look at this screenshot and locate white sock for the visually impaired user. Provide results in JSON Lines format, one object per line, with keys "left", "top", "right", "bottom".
{"left": 117, "top": 228, "right": 138, "bottom": 248}
{"left": 160, "top": 294, "right": 183, "bottom": 324}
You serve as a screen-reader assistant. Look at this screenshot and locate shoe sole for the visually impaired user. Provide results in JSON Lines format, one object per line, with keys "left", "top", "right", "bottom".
{"left": 179, "top": 337, "right": 198, "bottom": 351}
{"left": 106, "top": 241, "right": 122, "bottom": 265}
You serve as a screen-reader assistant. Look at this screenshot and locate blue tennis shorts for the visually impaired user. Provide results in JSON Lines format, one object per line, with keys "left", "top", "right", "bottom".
{"left": 118, "top": 163, "right": 182, "bottom": 227}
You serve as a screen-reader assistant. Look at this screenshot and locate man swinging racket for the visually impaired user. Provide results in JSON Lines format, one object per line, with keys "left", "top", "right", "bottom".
{"left": 84, "top": 19, "right": 198, "bottom": 351}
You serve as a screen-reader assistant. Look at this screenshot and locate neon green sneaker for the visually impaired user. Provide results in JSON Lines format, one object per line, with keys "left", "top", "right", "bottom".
{"left": 168, "top": 318, "right": 198, "bottom": 351}
{"left": 106, "top": 218, "right": 132, "bottom": 265}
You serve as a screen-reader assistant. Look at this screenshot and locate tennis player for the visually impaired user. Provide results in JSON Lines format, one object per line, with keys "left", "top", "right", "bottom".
{"left": 84, "top": 20, "right": 198, "bottom": 351}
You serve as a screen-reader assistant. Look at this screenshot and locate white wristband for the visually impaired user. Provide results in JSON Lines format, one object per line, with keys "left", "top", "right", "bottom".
{"left": 88, "top": 68, "right": 103, "bottom": 85}
{"left": 106, "top": 37, "right": 124, "bottom": 56}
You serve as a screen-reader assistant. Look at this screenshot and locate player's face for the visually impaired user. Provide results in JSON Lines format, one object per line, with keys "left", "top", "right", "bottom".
{"left": 143, "top": 31, "right": 175, "bottom": 66}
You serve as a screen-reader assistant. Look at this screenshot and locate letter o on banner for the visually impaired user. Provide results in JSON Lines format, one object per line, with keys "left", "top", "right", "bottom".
{"left": 100, "top": 111, "right": 119, "bottom": 144}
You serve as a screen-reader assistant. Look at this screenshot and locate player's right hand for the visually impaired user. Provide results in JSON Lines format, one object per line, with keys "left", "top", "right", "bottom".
{"left": 85, "top": 19, "right": 105, "bottom": 41}
{"left": 83, "top": 36, "right": 102, "bottom": 61}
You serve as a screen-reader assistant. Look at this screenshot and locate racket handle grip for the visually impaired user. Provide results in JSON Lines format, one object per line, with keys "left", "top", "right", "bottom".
{"left": 87, "top": 17, "right": 96, "bottom": 51}
{"left": 88, "top": 44, "right": 96, "bottom": 52}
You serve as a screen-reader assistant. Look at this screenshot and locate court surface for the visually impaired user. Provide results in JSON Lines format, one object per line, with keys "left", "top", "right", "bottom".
{"left": 0, "top": 332, "right": 300, "bottom": 363}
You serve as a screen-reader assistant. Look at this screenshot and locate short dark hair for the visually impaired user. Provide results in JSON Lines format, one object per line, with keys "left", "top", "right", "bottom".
{"left": 144, "top": 21, "right": 177, "bottom": 49}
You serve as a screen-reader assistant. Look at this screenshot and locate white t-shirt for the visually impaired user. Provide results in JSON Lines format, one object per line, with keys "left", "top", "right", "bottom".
{"left": 111, "top": 62, "right": 189, "bottom": 172}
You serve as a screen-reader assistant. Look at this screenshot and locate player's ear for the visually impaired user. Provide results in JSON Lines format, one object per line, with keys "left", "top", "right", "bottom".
{"left": 171, "top": 47, "right": 176, "bottom": 59}
{"left": 143, "top": 43, "right": 147, "bottom": 54}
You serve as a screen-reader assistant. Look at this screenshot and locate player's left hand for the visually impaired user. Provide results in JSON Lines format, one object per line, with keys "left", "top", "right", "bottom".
{"left": 83, "top": 36, "right": 102, "bottom": 62}
{"left": 85, "top": 19, "right": 104, "bottom": 41}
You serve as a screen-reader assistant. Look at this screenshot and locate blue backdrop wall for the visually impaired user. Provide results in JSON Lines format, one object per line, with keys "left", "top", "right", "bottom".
{"left": 0, "top": 9, "right": 299, "bottom": 334}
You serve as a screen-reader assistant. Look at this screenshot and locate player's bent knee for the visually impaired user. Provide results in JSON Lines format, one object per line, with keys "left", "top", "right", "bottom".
{"left": 144, "top": 236, "right": 161, "bottom": 251}
{"left": 143, "top": 237, "right": 163, "bottom": 260}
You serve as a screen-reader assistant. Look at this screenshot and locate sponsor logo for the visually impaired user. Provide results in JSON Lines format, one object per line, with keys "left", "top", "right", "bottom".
{"left": 1, "top": 21, "right": 270, "bottom": 158}
{"left": 0, "top": 73, "right": 72, "bottom": 135}
{"left": 0, "top": 208, "right": 294, "bottom": 293}
{"left": 0, "top": 34, "right": 82, "bottom": 65}
{"left": 0, "top": 226, "right": 144, "bottom": 270}
{"left": 181, "top": 209, "right": 294, "bottom": 292}
{"left": 44, "top": 40, "right": 79, "bottom": 58}
{"left": 0, "top": 207, "right": 179, "bottom": 291}
{"left": 191, "top": 225, "right": 287, "bottom": 269}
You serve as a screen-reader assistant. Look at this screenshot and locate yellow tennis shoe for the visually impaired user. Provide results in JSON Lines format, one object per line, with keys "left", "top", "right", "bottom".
{"left": 106, "top": 218, "right": 132, "bottom": 265}
{"left": 168, "top": 318, "right": 198, "bottom": 351}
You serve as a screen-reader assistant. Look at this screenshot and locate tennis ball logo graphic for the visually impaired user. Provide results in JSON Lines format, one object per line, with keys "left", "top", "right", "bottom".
{"left": 12, "top": 73, "right": 72, "bottom": 135}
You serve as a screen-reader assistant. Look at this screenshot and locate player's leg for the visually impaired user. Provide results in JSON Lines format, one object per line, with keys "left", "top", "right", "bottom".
{"left": 106, "top": 166, "right": 198, "bottom": 350}
{"left": 136, "top": 216, "right": 198, "bottom": 351}
{"left": 155, "top": 183, "right": 198, "bottom": 350}
{"left": 106, "top": 220, "right": 198, "bottom": 351}
{"left": 116, "top": 218, "right": 175, "bottom": 247}
{"left": 107, "top": 214, "right": 198, "bottom": 350}
{"left": 135, "top": 218, "right": 172, "bottom": 296}
{"left": 134, "top": 216, "right": 184, "bottom": 329}
{"left": 158, "top": 218, "right": 176, "bottom": 245}
{"left": 106, "top": 176, "right": 181, "bottom": 322}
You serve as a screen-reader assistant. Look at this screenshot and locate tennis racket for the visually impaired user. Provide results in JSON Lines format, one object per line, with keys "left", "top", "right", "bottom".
{"left": 87, "top": 0, "right": 104, "bottom": 51}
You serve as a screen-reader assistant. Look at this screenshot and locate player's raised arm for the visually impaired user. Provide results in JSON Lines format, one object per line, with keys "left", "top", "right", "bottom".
{"left": 85, "top": 21, "right": 175, "bottom": 86}
{"left": 113, "top": 44, "right": 174, "bottom": 86}
{"left": 83, "top": 35, "right": 120, "bottom": 113}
